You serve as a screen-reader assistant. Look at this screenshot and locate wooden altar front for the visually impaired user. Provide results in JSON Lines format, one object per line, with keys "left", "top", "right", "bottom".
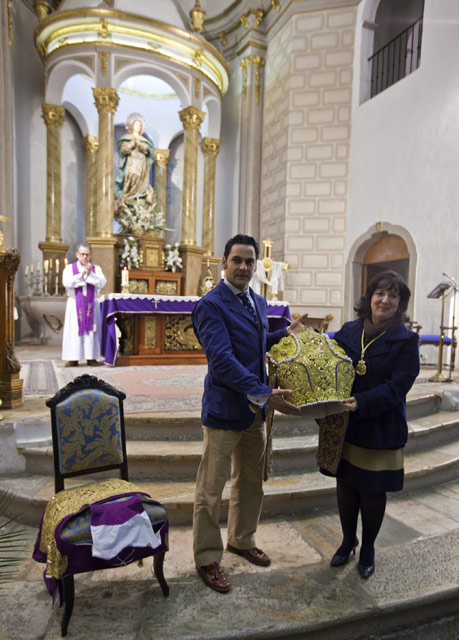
{"left": 100, "top": 294, "right": 292, "bottom": 366}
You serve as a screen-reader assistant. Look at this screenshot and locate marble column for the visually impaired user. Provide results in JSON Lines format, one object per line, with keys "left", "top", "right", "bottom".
{"left": 82, "top": 134, "right": 99, "bottom": 238}
{"left": 0, "top": 248, "right": 23, "bottom": 408}
{"left": 41, "top": 104, "right": 65, "bottom": 243}
{"left": 200, "top": 137, "right": 220, "bottom": 255}
{"left": 90, "top": 88, "right": 119, "bottom": 293}
{"left": 0, "top": 0, "right": 14, "bottom": 248}
{"left": 39, "top": 105, "right": 69, "bottom": 281}
{"left": 178, "top": 106, "right": 205, "bottom": 246}
{"left": 154, "top": 148, "right": 170, "bottom": 238}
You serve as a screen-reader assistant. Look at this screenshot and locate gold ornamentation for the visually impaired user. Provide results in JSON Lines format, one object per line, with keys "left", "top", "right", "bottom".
{"left": 179, "top": 106, "right": 205, "bottom": 131}
{"left": 241, "top": 9, "right": 264, "bottom": 28}
{"left": 200, "top": 267, "right": 215, "bottom": 296}
{"left": 271, "top": 0, "right": 281, "bottom": 11}
{"left": 154, "top": 149, "right": 170, "bottom": 167}
{"left": 219, "top": 31, "right": 227, "bottom": 46}
{"left": 0, "top": 246, "right": 20, "bottom": 273}
{"left": 92, "top": 87, "right": 119, "bottom": 114}
{"left": 190, "top": 0, "right": 206, "bottom": 33}
{"left": 42, "top": 313, "right": 63, "bottom": 333}
{"left": 41, "top": 104, "right": 65, "bottom": 128}
{"left": 34, "top": 0, "right": 50, "bottom": 21}
{"left": 98, "top": 18, "right": 111, "bottom": 39}
{"left": 128, "top": 278, "right": 149, "bottom": 294}
{"left": 58, "top": 37, "right": 67, "bottom": 45}
{"left": 116, "top": 314, "right": 134, "bottom": 354}
{"left": 240, "top": 56, "right": 251, "bottom": 105}
{"left": 144, "top": 316, "right": 156, "bottom": 349}
{"left": 145, "top": 248, "right": 160, "bottom": 268}
{"left": 81, "top": 134, "right": 99, "bottom": 155}
{"left": 317, "top": 412, "right": 350, "bottom": 474}
{"left": 241, "top": 13, "right": 249, "bottom": 29}
{"left": 194, "top": 49, "right": 204, "bottom": 66}
{"left": 0, "top": 215, "right": 10, "bottom": 249}
{"left": 98, "top": 51, "right": 109, "bottom": 75}
{"left": 200, "top": 137, "right": 220, "bottom": 157}
{"left": 252, "top": 55, "right": 265, "bottom": 105}
{"left": 148, "top": 41, "right": 160, "bottom": 50}
{"left": 194, "top": 76, "right": 201, "bottom": 98}
{"left": 7, "top": 0, "right": 13, "bottom": 46}
{"left": 155, "top": 281, "right": 178, "bottom": 295}
{"left": 164, "top": 315, "right": 202, "bottom": 351}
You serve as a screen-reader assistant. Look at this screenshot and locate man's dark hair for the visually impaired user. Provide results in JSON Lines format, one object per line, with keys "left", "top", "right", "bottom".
{"left": 223, "top": 234, "right": 259, "bottom": 259}
{"left": 355, "top": 270, "right": 411, "bottom": 321}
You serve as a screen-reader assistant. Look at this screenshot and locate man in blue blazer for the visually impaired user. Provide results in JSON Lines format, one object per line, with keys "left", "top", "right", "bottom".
{"left": 192, "top": 234, "right": 307, "bottom": 592}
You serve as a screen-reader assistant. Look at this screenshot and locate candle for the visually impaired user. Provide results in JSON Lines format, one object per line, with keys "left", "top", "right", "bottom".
{"left": 56, "top": 259, "right": 59, "bottom": 274}
{"left": 272, "top": 278, "right": 278, "bottom": 295}
{"left": 37, "top": 261, "right": 41, "bottom": 271}
{"left": 44, "top": 260, "right": 49, "bottom": 273}
{"left": 25, "top": 266, "right": 29, "bottom": 275}
{"left": 30, "top": 264, "right": 33, "bottom": 273}
{"left": 121, "top": 267, "right": 129, "bottom": 286}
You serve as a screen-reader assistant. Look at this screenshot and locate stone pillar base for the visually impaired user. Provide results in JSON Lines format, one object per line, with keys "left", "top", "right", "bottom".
{"left": 179, "top": 245, "right": 206, "bottom": 296}
{"left": 86, "top": 236, "right": 117, "bottom": 295}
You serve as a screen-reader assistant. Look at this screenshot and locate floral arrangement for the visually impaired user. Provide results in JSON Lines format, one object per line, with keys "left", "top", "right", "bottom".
{"left": 120, "top": 236, "right": 141, "bottom": 269}
{"left": 116, "top": 196, "right": 167, "bottom": 235}
{"left": 164, "top": 243, "right": 182, "bottom": 271}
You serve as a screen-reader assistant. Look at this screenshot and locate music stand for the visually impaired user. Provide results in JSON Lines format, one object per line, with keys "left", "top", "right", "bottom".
{"left": 427, "top": 282, "right": 451, "bottom": 382}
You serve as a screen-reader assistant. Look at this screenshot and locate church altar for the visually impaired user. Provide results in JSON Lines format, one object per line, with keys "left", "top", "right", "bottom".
{"left": 100, "top": 293, "right": 292, "bottom": 366}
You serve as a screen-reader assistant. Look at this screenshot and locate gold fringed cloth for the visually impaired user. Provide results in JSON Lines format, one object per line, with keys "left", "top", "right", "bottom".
{"left": 266, "top": 328, "right": 355, "bottom": 477}
{"left": 317, "top": 412, "right": 350, "bottom": 475}
{"left": 37, "top": 478, "right": 145, "bottom": 581}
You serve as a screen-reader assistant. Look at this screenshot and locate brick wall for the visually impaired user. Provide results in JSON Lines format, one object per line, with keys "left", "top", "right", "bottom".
{"left": 261, "top": 5, "right": 357, "bottom": 322}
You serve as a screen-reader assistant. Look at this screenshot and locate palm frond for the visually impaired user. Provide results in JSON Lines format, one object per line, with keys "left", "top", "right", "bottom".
{"left": 0, "top": 489, "right": 27, "bottom": 584}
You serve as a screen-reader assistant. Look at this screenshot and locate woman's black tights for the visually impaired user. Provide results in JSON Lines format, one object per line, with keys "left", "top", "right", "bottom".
{"left": 336, "top": 479, "right": 386, "bottom": 566}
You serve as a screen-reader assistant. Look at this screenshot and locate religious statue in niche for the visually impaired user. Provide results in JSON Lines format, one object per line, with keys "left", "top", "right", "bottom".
{"left": 115, "top": 113, "right": 155, "bottom": 211}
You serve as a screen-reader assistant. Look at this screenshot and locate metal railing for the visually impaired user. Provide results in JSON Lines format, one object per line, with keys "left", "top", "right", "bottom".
{"left": 369, "top": 16, "right": 423, "bottom": 98}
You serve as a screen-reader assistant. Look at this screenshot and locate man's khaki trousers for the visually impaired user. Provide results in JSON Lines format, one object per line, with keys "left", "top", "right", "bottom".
{"left": 193, "top": 410, "right": 266, "bottom": 567}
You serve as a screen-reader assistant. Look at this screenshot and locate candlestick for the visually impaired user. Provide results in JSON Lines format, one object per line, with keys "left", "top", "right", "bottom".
{"left": 53, "top": 275, "right": 60, "bottom": 296}
{"left": 30, "top": 263, "right": 33, "bottom": 274}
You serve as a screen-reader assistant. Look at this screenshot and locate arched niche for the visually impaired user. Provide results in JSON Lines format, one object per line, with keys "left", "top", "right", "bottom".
{"left": 203, "top": 95, "right": 221, "bottom": 139}
{"left": 46, "top": 58, "right": 96, "bottom": 106}
{"left": 345, "top": 223, "right": 417, "bottom": 321}
{"left": 113, "top": 62, "right": 189, "bottom": 109}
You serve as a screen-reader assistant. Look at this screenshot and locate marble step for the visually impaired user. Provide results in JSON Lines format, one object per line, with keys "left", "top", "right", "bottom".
{"left": 5, "top": 438, "right": 459, "bottom": 527}
{"left": 20, "top": 410, "right": 459, "bottom": 481}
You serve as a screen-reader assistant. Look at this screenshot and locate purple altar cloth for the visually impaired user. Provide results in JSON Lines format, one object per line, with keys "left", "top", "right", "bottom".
{"left": 100, "top": 293, "right": 292, "bottom": 366}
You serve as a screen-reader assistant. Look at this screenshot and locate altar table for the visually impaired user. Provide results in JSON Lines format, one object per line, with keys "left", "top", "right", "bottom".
{"left": 100, "top": 293, "right": 292, "bottom": 366}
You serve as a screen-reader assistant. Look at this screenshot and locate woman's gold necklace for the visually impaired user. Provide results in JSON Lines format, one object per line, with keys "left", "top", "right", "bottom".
{"left": 356, "top": 328, "right": 387, "bottom": 375}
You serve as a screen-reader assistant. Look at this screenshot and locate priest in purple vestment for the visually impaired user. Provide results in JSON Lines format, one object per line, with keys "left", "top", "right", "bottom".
{"left": 62, "top": 244, "right": 107, "bottom": 367}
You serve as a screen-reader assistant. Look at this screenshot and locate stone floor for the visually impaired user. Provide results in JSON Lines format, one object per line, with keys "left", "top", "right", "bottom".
{"left": 0, "top": 345, "right": 459, "bottom": 639}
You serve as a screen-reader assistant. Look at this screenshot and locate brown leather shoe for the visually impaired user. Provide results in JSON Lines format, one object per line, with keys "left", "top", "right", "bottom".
{"left": 227, "top": 544, "right": 271, "bottom": 566}
{"left": 64, "top": 361, "right": 78, "bottom": 367}
{"left": 86, "top": 359, "right": 100, "bottom": 366}
{"left": 196, "top": 562, "right": 231, "bottom": 593}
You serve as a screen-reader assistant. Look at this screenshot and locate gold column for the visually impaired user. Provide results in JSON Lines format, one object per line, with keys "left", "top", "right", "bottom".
{"left": 154, "top": 148, "right": 170, "bottom": 229}
{"left": 200, "top": 137, "right": 220, "bottom": 255}
{"left": 41, "top": 104, "right": 65, "bottom": 243}
{"left": 90, "top": 88, "right": 119, "bottom": 293}
{"left": 178, "top": 106, "right": 205, "bottom": 246}
{"left": 0, "top": 248, "right": 23, "bottom": 408}
{"left": 82, "top": 135, "right": 99, "bottom": 238}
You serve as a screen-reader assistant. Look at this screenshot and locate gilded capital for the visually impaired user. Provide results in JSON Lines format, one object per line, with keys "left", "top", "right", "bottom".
{"left": 41, "top": 104, "right": 65, "bottom": 128}
{"left": 179, "top": 106, "right": 206, "bottom": 131}
{"left": 200, "top": 138, "right": 221, "bottom": 157}
{"left": 0, "top": 248, "right": 21, "bottom": 274}
{"left": 92, "top": 87, "right": 119, "bottom": 114}
{"left": 82, "top": 135, "right": 99, "bottom": 155}
{"left": 34, "top": 1, "right": 51, "bottom": 21}
{"left": 154, "top": 149, "right": 170, "bottom": 167}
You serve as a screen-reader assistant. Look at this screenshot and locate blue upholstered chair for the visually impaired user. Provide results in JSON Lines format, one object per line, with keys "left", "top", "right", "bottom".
{"left": 33, "top": 374, "right": 169, "bottom": 637}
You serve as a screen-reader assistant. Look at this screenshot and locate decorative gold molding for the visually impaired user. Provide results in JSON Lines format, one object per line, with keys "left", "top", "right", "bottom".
{"left": 190, "top": 0, "right": 206, "bottom": 34}
{"left": 81, "top": 134, "right": 99, "bottom": 155}
{"left": 92, "top": 87, "right": 119, "bottom": 114}
{"left": 98, "top": 50, "right": 109, "bottom": 75}
{"left": 194, "top": 76, "right": 201, "bottom": 99}
{"left": 154, "top": 149, "right": 170, "bottom": 167}
{"left": 194, "top": 48, "right": 204, "bottom": 66}
{"left": 98, "top": 18, "right": 111, "bottom": 39}
{"left": 252, "top": 55, "right": 265, "bottom": 105}
{"left": 41, "top": 103, "right": 65, "bottom": 127}
{"left": 218, "top": 31, "right": 227, "bottom": 46}
{"left": 179, "top": 106, "right": 205, "bottom": 131}
{"left": 271, "top": 0, "right": 281, "bottom": 11}
{"left": 240, "top": 56, "right": 251, "bottom": 105}
{"left": 241, "top": 8, "right": 264, "bottom": 29}
{"left": 7, "top": 0, "right": 13, "bottom": 46}
{"left": 34, "top": 1, "right": 51, "bottom": 22}
{"left": 200, "top": 137, "right": 221, "bottom": 158}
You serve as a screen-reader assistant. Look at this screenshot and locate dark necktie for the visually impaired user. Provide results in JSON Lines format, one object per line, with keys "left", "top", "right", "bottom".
{"left": 238, "top": 291, "right": 259, "bottom": 327}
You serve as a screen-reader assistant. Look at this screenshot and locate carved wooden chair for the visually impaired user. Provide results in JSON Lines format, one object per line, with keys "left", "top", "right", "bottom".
{"left": 33, "top": 374, "right": 169, "bottom": 637}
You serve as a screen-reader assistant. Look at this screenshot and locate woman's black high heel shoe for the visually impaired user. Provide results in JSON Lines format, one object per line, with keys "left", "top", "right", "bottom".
{"left": 358, "top": 549, "right": 375, "bottom": 579}
{"left": 330, "top": 538, "right": 359, "bottom": 567}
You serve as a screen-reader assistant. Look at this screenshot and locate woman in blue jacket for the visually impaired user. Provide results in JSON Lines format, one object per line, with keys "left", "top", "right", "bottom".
{"left": 329, "top": 271, "right": 420, "bottom": 578}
